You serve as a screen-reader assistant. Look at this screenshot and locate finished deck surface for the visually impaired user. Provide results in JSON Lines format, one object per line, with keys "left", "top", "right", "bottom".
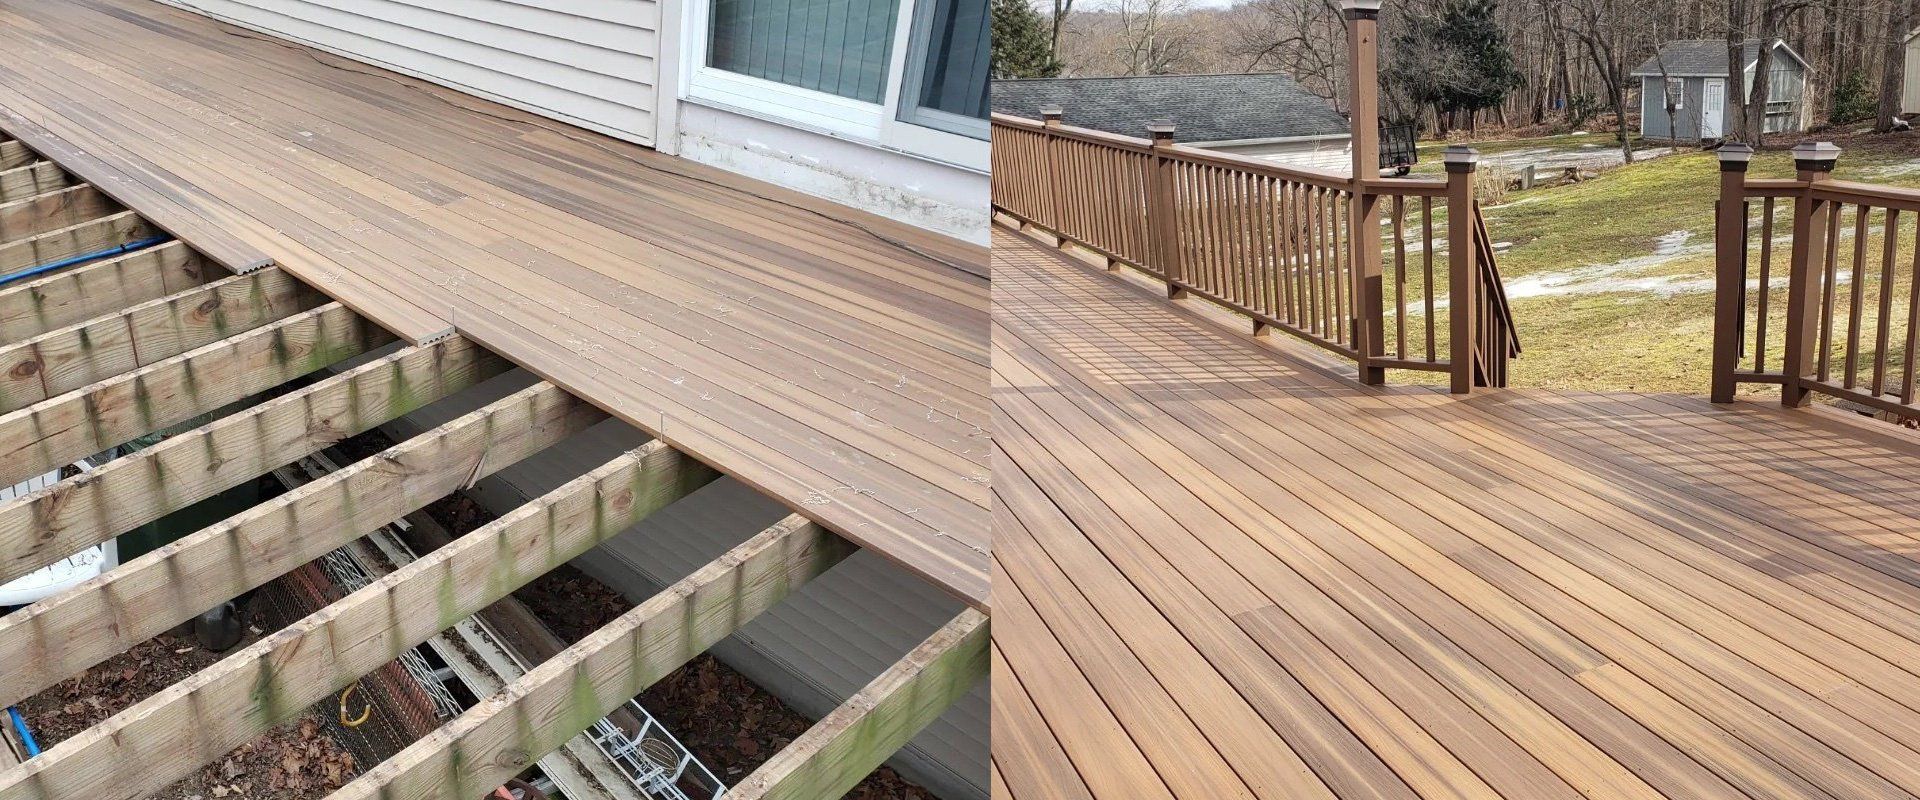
{"left": 0, "top": 0, "right": 990, "bottom": 607}
{"left": 993, "top": 226, "right": 1920, "bottom": 800}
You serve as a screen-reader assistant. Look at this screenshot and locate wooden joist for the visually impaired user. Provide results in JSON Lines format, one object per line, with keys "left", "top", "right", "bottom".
{"left": 0, "top": 440, "right": 719, "bottom": 800}
{"left": 0, "top": 266, "right": 321, "bottom": 411}
{"left": 0, "top": 335, "right": 507, "bottom": 590}
{"left": 0, "top": 377, "right": 604, "bottom": 709}
{"left": 0, "top": 161, "right": 68, "bottom": 205}
{"left": 330, "top": 515, "right": 856, "bottom": 800}
{"left": 0, "top": 239, "right": 212, "bottom": 342}
{"left": 0, "top": 184, "right": 117, "bottom": 244}
{"left": 0, "top": 140, "right": 29, "bottom": 171}
{"left": 0, "top": 301, "right": 387, "bottom": 490}
{"left": 0, "top": 209, "right": 154, "bottom": 274}
{"left": 725, "top": 609, "right": 988, "bottom": 800}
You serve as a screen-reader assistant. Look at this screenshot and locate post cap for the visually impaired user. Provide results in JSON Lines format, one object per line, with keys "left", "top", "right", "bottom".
{"left": 1146, "top": 119, "right": 1176, "bottom": 137}
{"left": 1038, "top": 105, "right": 1064, "bottom": 120}
{"left": 1791, "top": 141, "right": 1841, "bottom": 165}
{"left": 1443, "top": 144, "right": 1482, "bottom": 166}
{"left": 1339, "top": 0, "right": 1384, "bottom": 10}
{"left": 1717, "top": 143, "right": 1755, "bottom": 169}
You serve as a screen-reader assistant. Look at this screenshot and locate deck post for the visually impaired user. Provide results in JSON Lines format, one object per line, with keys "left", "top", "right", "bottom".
{"left": 1444, "top": 146, "right": 1480, "bottom": 395}
{"left": 1711, "top": 143, "right": 1755, "bottom": 403}
{"left": 1781, "top": 141, "right": 1840, "bottom": 407}
{"left": 1147, "top": 120, "right": 1188, "bottom": 299}
{"left": 1344, "top": 0, "right": 1386, "bottom": 384}
{"left": 1040, "top": 105, "right": 1066, "bottom": 244}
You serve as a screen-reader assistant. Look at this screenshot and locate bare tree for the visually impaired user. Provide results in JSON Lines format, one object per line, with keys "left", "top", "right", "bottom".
{"left": 1227, "top": 0, "right": 1348, "bottom": 107}
{"left": 1565, "top": 0, "right": 1638, "bottom": 162}
{"left": 1877, "top": 0, "right": 1917, "bottom": 131}
{"left": 1051, "top": 0, "right": 1076, "bottom": 63}
{"left": 1112, "top": 0, "right": 1196, "bottom": 75}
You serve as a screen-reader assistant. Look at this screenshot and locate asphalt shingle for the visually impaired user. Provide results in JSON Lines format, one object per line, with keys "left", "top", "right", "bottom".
{"left": 990, "top": 73, "right": 1350, "bottom": 144}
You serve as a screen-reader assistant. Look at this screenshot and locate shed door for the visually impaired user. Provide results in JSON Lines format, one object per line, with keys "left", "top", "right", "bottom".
{"left": 1702, "top": 78, "right": 1726, "bottom": 139}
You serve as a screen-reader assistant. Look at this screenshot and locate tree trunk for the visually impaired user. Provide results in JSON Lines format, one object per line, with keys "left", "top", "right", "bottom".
{"left": 1878, "top": 0, "right": 1916, "bottom": 132}
{"left": 1726, "top": 0, "right": 1752, "bottom": 143}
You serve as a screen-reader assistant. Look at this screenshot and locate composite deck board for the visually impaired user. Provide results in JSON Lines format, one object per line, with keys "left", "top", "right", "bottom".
{"left": 993, "top": 227, "right": 1920, "bottom": 799}
{"left": 0, "top": 0, "right": 990, "bottom": 607}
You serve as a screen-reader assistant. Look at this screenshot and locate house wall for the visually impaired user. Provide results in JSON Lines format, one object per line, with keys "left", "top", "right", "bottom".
{"left": 673, "top": 101, "right": 990, "bottom": 244}
{"left": 1752, "top": 55, "right": 1808, "bottom": 133}
{"left": 153, "top": 0, "right": 661, "bottom": 145}
{"left": 1907, "top": 37, "right": 1920, "bottom": 115}
{"left": 371, "top": 367, "right": 991, "bottom": 800}
{"left": 1641, "top": 76, "right": 1704, "bottom": 141}
{"left": 1212, "top": 136, "right": 1353, "bottom": 175}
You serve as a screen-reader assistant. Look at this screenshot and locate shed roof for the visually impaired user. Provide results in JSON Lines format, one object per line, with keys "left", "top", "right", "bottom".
{"left": 990, "top": 72, "right": 1350, "bottom": 144}
{"left": 1630, "top": 39, "right": 1809, "bottom": 78}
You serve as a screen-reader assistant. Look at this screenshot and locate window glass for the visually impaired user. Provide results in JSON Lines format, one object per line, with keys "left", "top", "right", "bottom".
{"left": 708, "top": 0, "right": 901, "bottom": 104}
{"left": 898, "top": 0, "right": 989, "bottom": 138}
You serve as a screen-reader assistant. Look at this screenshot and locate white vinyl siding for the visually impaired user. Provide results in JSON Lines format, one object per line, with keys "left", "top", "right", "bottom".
{"left": 1214, "top": 138, "right": 1355, "bottom": 176}
{"left": 155, "top": 0, "right": 661, "bottom": 145}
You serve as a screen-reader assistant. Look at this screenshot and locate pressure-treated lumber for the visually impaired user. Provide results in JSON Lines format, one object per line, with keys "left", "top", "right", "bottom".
{"left": 0, "top": 184, "right": 117, "bottom": 244}
{"left": 727, "top": 608, "right": 989, "bottom": 800}
{"left": 0, "top": 239, "right": 212, "bottom": 342}
{"left": 0, "top": 301, "right": 387, "bottom": 489}
{"left": 0, "top": 440, "right": 718, "bottom": 800}
{"left": 0, "top": 161, "right": 66, "bottom": 204}
{"left": 0, "top": 209, "right": 153, "bottom": 273}
{"left": 0, "top": 335, "right": 508, "bottom": 589}
{"left": 330, "top": 514, "right": 855, "bottom": 800}
{"left": 0, "top": 377, "right": 605, "bottom": 708}
{"left": 0, "top": 140, "right": 28, "bottom": 171}
{"left": 0, "top": 266, "right": 320, "bottom": 411}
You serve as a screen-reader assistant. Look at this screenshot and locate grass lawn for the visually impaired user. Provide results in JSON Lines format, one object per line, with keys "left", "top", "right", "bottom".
{"left": 1408, "top": 130, "right": 1920, "bottom": 394}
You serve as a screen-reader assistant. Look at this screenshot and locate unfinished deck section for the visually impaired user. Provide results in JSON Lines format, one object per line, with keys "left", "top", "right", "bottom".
{"left": 0, "top": 0, "right": 990, "bottom": 610}
{"left": 994, "top": 226, "right": 1920, "bottom": 800}
{"left": 0, "top": 135, "right": 984, "bottom": 798}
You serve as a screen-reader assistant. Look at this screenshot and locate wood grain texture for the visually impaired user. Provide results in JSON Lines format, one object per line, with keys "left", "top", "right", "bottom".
{"left": 0, "top": 266, "right": 321, "bottom": 411}
{"left": 329, "top": 514, "right": 857, "bottom": 800}
{"left": 0, "top": 0, "right": 989, "bottom": 607}
{"left": 727, "top": 609, "right": 988, "bottom": 800}
{"left": 0, "top": 377, "right": 605, "bottom": 709}
{"left": 0, "top": 301, "right": 386, "bottom": 489}
{"left": 993, "top": 227, "right": 1920, "bottom": 800}
{"left": 0, "top": 239, "right": 212, "bottom": 343}
{"left": 0, "top": 440, "right": 719, "bottom": 800}
{"left": 0, "top": 335, "right": 508, "bottom": 591}
{"left": 0, "top": 184, "right": 119, "bottom": 244}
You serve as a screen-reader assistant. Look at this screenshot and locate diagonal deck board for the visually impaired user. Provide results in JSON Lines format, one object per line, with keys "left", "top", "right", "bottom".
{"left": 993, "top": 226, "right": 1920, "bottom": 799}
{"left": 0, "top": 0, "right": 990, "bottom": 608}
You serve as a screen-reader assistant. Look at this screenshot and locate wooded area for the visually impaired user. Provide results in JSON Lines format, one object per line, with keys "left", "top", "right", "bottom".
{"left": 999, "top": 0, "right": 1914, "bottom": 146}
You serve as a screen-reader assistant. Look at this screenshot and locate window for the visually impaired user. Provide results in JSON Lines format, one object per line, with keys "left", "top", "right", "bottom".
{"left": 897, "top": 0, "right": 989, "bottom": 139}
{"left": 1665, "top": 77, "right": 1685, "bottom": 110}
{"left": 706, "top": 0, "right": 902, "bottom": 103}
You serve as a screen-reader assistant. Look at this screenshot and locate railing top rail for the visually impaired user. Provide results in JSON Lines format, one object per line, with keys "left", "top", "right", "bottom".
{"left": 990, "top": 113, "right": 1351, "bottom": 189}
{"left": 1811, "top": 179, "right": 1920, "bottom": 211}
{"left": 1362, "top": 177, "right": 1449, "bottom": 197}
{"left": 1740, "top": 178, "right": 1807, "bottom": 197}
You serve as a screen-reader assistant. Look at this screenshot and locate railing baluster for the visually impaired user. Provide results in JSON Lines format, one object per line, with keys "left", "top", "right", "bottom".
{"left": 1424, "top": 196, "right": 1437, "bottom": 362}
{"left": 1874, "top": 208, "right": 1900, "bottom": 397}
{"left": 1844, "top": 204, "right": 1870, "bottom": 389}
{"left": 1394, "top": 194, "right": 1407, "bottom": 360}
{"left": 1757, "top": 196, "right": 1775, "bottom": 374}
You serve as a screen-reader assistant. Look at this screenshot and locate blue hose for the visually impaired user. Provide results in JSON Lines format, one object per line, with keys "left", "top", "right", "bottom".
{"left": 0, "top": 235, "right": 173, "bottom": 289}
{"left": 6, "top": 706, "right": 37, "bottom": 758}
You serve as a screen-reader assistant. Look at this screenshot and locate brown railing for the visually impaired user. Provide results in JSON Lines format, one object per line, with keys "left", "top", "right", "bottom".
{"left": 991, "top": 112, "right": 1519, "bottom": 393}
{"left": 1713, "top": 142, "right": 1920, "bottom": 423}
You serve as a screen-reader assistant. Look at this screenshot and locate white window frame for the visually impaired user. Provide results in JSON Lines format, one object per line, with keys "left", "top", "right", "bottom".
{"left": 679, "top": 0, "right": 987, "bottom": 172}
{"left": 1666, "top": 77, "right": 1686, "bottom": 110}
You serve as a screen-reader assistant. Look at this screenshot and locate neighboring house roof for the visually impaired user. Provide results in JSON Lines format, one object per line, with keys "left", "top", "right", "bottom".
{"left": 990, "top": 73, "right": 1351, "bottom": 144}
{"left": 1630, "top": 39, "right": 1811, "bottom": 78}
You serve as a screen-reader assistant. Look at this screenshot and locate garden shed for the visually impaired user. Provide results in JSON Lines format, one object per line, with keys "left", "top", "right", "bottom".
{"left": 1631, "top": 39, "right": 1810, "bottom": 141}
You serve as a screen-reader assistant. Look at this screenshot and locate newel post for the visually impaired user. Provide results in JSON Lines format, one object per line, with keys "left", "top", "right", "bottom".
{"left": 1343, "top": 0, "right": 1386, "bottom": 383}
{"left": 1780, "top": 141, "right": 1839, "bottom": 407}
{"left": 1147, "top": 120, "right": 1189, "bottom": 299}
{"left": 1710, "top": 143, "right": 1754, "bottom": 403}
{"left": 1040, "top": 105, "right": 1065, "bottom": 237}
{"left": 1443, "top": 146, "right": 1480, "bottom": 395}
